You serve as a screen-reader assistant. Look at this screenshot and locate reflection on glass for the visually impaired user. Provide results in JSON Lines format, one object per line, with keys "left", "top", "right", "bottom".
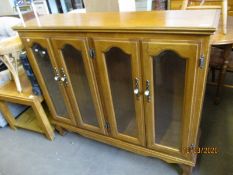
{"left": 105, "top": 47, "right": 138, "bottom": 137}
{"left": 61, "top": 44, "right": 99, "bottom": 127}
{"left": 32, "top": 43, "right": 69, "bottom": 118}
{"left": 153, "top": 50, "right": 186, "bottom": 149}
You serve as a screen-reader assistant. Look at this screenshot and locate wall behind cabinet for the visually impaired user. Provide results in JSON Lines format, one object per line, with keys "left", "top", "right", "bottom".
{"left": 0, "top": 0, "right": 14, "bottom": 15}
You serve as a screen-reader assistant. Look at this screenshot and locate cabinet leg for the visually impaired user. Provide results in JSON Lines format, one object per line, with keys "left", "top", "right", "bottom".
{"left": 55, "top": 125, "right": 66, "bottom": 136}
{"left": 31, "top": 99, "right": 54, "bottom": 141}
{"left": 179, "top": 164, "right": 193, "bottom": 175}
{"left": 0, "top": 101, "right": 16, "bottom": 130}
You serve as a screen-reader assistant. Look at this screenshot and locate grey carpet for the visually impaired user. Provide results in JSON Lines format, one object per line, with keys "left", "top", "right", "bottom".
{"left": 0, "top": 85, "right": 232, "bottom": 175}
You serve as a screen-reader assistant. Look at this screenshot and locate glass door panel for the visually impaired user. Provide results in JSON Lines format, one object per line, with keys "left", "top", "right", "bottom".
{"left": 61, "top": 44, "right": 99, "bottom": 127}
{"left": 32, "top": 43, "right": 69, "bottom": 118}
{"left": 153, "top": 50, "right": 186, "bottom": 149}
{"left": 142, "top": 40, "right": 199, "bottom": 157}
{"left": 23, "top": 38, "right": 76, "bottom": 125}
{"left": 105, "top": 47, "right": 137, "bottom": 137}
{"left": 51, "top": 38, "right": 106, "bottom": 134}
{"left": 94, "top": 39, "right": 145, "bottom": 146}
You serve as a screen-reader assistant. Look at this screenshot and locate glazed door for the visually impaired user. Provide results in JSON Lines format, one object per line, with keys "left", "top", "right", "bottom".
{"left": 51, "top": 38, "right": 106, "bottom": 134}
{"left": 142, "top": 39, "right": 201, "bottom": 157}
{"left": 94, "top": 38, "right": 145, "bottom": 146}
{"left": 22, "top": 38, "right": 76, "bottom": 125}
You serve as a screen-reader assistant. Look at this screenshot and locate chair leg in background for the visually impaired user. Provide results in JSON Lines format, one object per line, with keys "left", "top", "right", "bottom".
{"left": 214, "top": 44, "right": 233, "bottom": 104}
{"left": 211, "top": 67, "right": 216, "bottom": 82}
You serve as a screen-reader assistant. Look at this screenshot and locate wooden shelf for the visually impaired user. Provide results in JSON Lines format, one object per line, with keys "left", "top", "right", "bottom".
{"left": 15, "top": 105, "right": 54, "bottom": 134}
{"left": 15, "top": 107, "right": 44, "bottom": 134}
{"left": 0, "top": 72, "right": 43, "bottom": 103}
{"left": 0, "top": 72, "right": 54, "bottom": 140}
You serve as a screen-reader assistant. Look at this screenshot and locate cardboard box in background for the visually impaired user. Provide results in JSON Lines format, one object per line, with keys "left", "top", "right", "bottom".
{"left": 84, "top": 0, "right": 119, "bottom": 12}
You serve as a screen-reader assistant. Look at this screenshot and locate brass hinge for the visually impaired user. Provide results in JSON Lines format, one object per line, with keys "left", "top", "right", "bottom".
{"left": 199, "top": 55, "right": 205, "bottom": 69}
{"left": 89, "top": 48, "right": 95, "bottom": 59}
{"left": 104, "top": 122, "right": 110, "bottom": 129}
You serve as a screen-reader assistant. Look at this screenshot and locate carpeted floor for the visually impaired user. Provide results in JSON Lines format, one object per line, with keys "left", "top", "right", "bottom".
{"left": 0, "top": 85, "right": 232, "bottom": 175}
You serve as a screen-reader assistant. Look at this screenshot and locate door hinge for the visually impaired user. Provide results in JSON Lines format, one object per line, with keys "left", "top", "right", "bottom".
{"left": 104, "top": 122, "right": 110, "bottom": 129}
{"left": 89, "top": 48, "right": 95, "bottom": 59}
{"left": 199, "top": 55, "right": 205, "bottom": 69}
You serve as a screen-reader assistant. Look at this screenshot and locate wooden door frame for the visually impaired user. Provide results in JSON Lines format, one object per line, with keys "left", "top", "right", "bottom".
{"left": 142, "top": 39, "right": 201, "bottom": 158}
{"left": 50, "top": 37, "right": 107, "bottom": 134}
{"left": 93, "top": 38, "right": 145, "bottom": 146}
{"left": 22, "top": 37, "right": 77, "bottom": 125}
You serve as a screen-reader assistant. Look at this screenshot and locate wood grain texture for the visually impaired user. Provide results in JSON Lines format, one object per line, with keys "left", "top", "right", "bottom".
{"left": 18, "top": 32, "right": 215, "bottom": 168}
{"left": 212, "top": 16, "right": 233, "bottom": 45}
{"left": 93, "top": 38, "right": 145, "bottom": 146}
{"left": 15, "top": 11, "right": 220, "bottom": 174}
{"left": 13, "top": 10, "right": 219, "bottom": 34}
{"left": 0, "top": 73, "right": 54, "bottom": 140}
{"left": 50, "top": 37, "right": 107, "bottom": 135}
{"left": 170, "top": 0, "right": 233, "bottom": 15}
{"left": 22, "top": 38, "right": 77, "bottom": 126}
{"left": 31, "top": 99, "right": 54, "bottom": 140}
{"left": 181, "top": 0, "right": 227, "bottom": 34}
{"left": 0, "top": 73, "right": 42, "bottom": 104}
{"left": 142, "top": 39, "right": 201, "bottom": 160}
{"left": 15, "top": 107, "right": 43, "bottom": 134}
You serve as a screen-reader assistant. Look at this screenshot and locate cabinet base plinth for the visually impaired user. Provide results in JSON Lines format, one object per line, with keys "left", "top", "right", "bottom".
{"left": 55, "top": 125, "right": 67, "bottom": 136}
{"left": 52, "top": 120, "right": 195, "bottom": 167}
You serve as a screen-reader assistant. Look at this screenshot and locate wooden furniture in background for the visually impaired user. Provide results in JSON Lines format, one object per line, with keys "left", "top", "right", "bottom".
{"left": 181, "top": 0, "right": 227, "bottom": 34}
{"left": 0, "top": 36, "right": 23, "bottom": 92}
{"left": 0, "top": 32, "right": 54, "bottom": 140}
{"left": 209, "top": 46, "right": 233, "bottom": 103}
{"left": 152, "top": 0, "right": 168, "bottom": 9}
{"left": 209, "top": 16, "right": 233, "bottom": 104}
{"left": 229, "top": 0, "right": 233, "bottom": 15}
{"left": 170, "top": 0, "right": 233, "bottom": 16}
{"left": 0, "top": 72, "right": 54, "bottom": 140}
{"left": 14, "top": 10, "right": 219, "bottom": 175}
{"left": 16, "top": 2, "right": 40, "bottom": 26}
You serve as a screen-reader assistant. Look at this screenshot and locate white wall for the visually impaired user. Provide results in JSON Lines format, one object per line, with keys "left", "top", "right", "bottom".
{"left": 118, "top": 0, "right": 136, "bottom": 12}
{"left": 136, "top": 0, "right": 152, "bottom": 11}
{"left": 0, "top": 0, "right": 14, "bottom": 15}
{"left": 84, "top": 0, "right": 119, "bottom": 12}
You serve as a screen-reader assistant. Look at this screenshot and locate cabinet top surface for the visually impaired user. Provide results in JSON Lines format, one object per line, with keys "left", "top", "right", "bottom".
{"left": 14, "top": 10, "right": 220, "bottom": 34}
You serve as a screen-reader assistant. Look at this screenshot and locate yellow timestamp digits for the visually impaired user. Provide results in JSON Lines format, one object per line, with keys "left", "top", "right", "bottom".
{"left": 183, "top": 147, "right": 218, "bottom": 154}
